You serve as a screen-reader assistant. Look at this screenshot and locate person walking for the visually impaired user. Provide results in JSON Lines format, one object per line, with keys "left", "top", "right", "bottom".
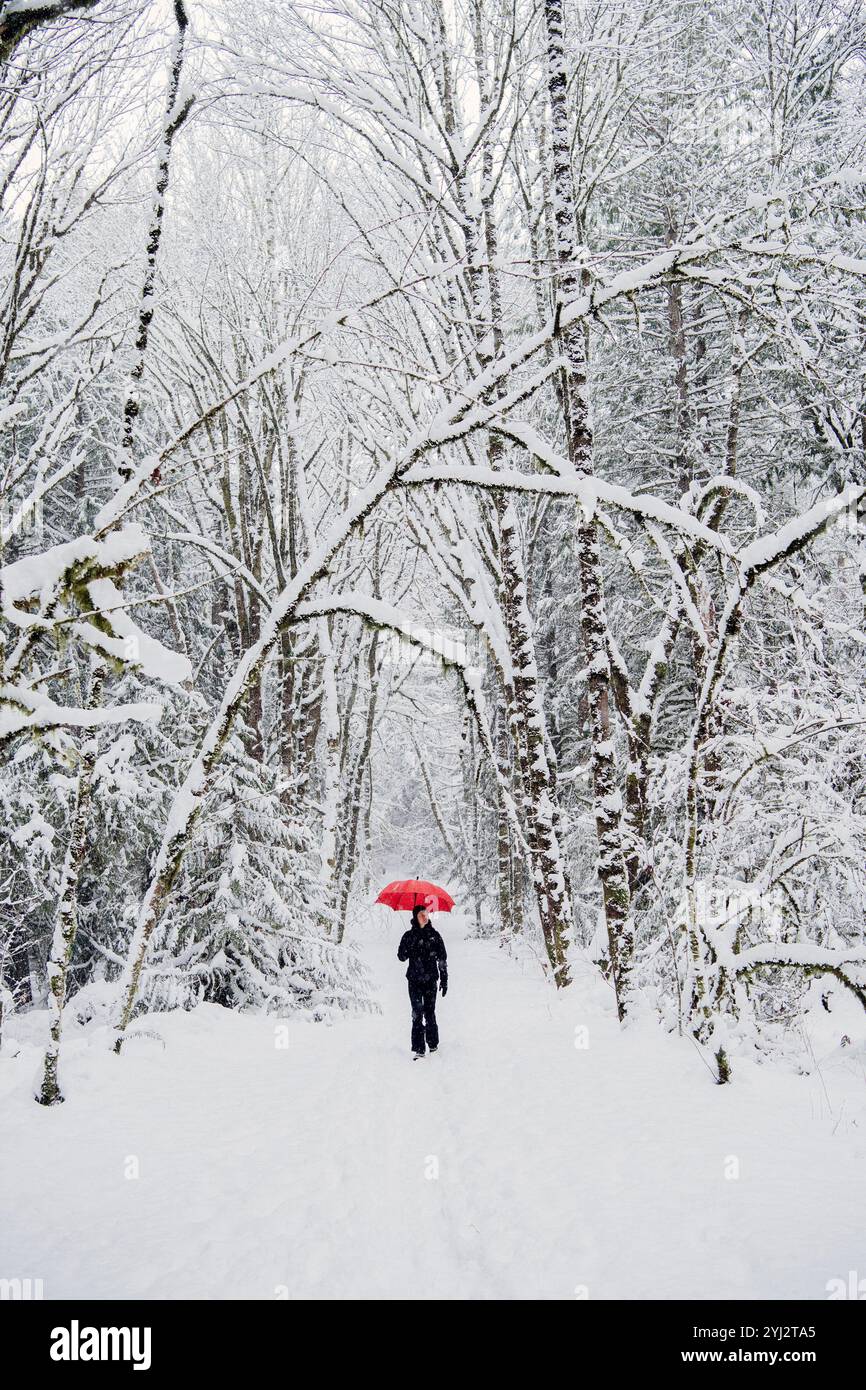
{"left": 397, "top": 905, "right": 448, "bottom": 1058}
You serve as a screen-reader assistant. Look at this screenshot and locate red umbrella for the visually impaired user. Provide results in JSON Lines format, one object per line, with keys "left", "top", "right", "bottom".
{"left": 376, "top": 878, "right": 455, "bottom": 913}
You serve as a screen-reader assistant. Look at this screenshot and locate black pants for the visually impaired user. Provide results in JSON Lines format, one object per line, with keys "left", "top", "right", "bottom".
{"left": 408, "top": 979, "right": 439, "bottom": 1055}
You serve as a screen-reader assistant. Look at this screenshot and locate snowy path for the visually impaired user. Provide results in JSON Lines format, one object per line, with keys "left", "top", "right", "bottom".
{"left": 2, "top": 921, "right": 865, "bottom": 1300}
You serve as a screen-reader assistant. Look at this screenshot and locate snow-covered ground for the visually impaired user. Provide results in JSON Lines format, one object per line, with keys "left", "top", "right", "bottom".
{"left": 2, "top": 915, "right": 864, "bottom": 1300}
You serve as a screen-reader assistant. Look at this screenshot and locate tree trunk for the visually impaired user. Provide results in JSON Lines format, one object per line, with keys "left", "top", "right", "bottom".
{"left": 118, "top": 1, "right": 192, "bottom": 483}
{"left": 336, "top": 633, "right": 379, "bottom": 943}
{"left": 37, "top": 665, "right": 104, "bottom": 1105}
{"left": 542, "top": 0, "right": 633, "bottom": 1017}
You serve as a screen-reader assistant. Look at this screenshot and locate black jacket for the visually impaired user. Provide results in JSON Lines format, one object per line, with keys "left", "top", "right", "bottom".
{"left": 397, "top": 925, "right": 448, "bottom": 990}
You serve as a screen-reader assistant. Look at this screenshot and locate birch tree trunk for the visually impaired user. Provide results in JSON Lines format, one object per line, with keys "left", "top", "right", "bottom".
{"left": 496, "top": 499, "right": 572, "bottom": 982}
{"left": 117, "top": 0, "right": 193, "bottom": 484}
{"left": 37, "top": 665, "right": 104, "bottom": 1106}
{"left": 495, "top": 715, "right": 515, "bottom": 947}
{"left": 466, "top": 0, "right": 574, "bottom": 980}
{"left": 543, "top": 0, "right": 633, "bottom": 1016}
{"left": 318, "top": 630, "right": 341, "bottom": 930}
{"left": 336, "top": 632, "right": 380, "bottom": 943}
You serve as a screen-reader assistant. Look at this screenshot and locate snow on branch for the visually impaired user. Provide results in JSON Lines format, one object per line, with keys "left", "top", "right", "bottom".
{"left": 400, "top": 460, "right": 735, "bottom": 554}
{"left": 71, "top": 579, "right": 191, "bottom": 686}
{"left": 2, "top": 527, "right": 151, "bottom": 617}
{"left": 0, "top": 0, "right": 98, "bottom": 63}
{"left": 2, "top": 525, "right": 192, "bottom": 689}
{"left": 736, "top": 485, "right": 864, "bottom": 577}
{"left": 0, "top": 685, "right": 162, "bottom": 747}
{"left": 702, "top": 919, "right": 866, "bottom": 1012}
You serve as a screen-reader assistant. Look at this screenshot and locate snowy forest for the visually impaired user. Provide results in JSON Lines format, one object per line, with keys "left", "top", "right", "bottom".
{"left": 1, "top": 0, "right": 865, "bottom": 1304}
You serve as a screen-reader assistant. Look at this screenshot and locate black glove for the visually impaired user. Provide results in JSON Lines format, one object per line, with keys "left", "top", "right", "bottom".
{"left": 440, "top": 979, "right": 448, "bottom": 996}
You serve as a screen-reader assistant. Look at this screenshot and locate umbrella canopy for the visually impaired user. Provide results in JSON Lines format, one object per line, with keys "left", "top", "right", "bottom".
{"left": 376, "top": 879, "right": 455, "bottom": 913}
